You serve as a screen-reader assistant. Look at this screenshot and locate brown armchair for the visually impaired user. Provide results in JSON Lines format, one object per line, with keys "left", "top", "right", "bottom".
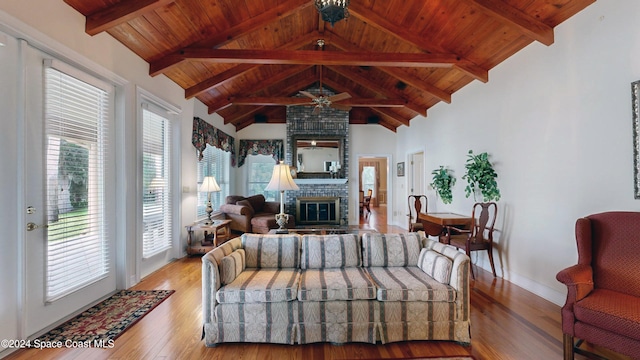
{"left": 219, "top": 194, "right": 294, "bottom": 234}
{"left": 556, "top": 211, "right": 640, "bottom": 360}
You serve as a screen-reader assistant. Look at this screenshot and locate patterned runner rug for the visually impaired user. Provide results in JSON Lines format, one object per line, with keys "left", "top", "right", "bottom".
{"left": 37, "top": 289, "right": 174, "bottom": 344}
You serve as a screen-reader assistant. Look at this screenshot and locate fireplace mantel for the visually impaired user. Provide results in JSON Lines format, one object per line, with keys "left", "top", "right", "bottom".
{"left": 294, "top": 178, "right": 348, "bottom": 185}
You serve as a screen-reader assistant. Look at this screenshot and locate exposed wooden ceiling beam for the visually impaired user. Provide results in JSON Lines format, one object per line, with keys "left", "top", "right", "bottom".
{"left": 206, "top": 65, "right": 314, "bottom": 112}
{"left": 370, "top": 107, "right": 411, "bottom": 127}
{"left": 186, "top": 33, "right": 318, "bottom": 99}
{"left": 348, "top": 2, "right": 488, "bottom": 83}
{"left": 207, "top": 98, "right": 234, "bottom": 115}
{"left": 325, "top": 67, "right": 425, "bottom": 116}
{"left": 321, "top": 78, "right": 412, "bottom": 129}
{"left": 327, "top": 35, "right": 452, "bottom": 104}
{"left": 83, "top": 0, "right": 173, "bottom": 36}
{"left": 150, "top": 49, "right": 461, "bottom": 76}
{"left": 149, "top": 0, "right": 312, "bottom": 76}
{"left": 229, "top": 97, "right": 408, "bottom": 107}
{"left": 194, "top": 0, "right": 313, "bottom": 49}
{"left": 187, "top": 64, "right": 255, "bottom": 99}
{"left": 467, "top": 0, "right": 554, "bottom": 46}
{"left": 215, "top": 74, "right": 317, "bottom": 119}
{"left": 223, "top": 106, "right": 265, "bottom": 125}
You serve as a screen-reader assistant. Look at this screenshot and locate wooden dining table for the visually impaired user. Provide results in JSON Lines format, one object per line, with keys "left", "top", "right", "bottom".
{"left": 418, "top": 212, "right": 472, "bottom": 236}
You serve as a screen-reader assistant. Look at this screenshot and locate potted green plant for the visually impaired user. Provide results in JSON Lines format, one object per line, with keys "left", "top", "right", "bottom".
{"left": 430, "top": 166, "right": 456, "bottom": 204}
{"left": 462, "top": 150, "right": 501, "bottom": 202}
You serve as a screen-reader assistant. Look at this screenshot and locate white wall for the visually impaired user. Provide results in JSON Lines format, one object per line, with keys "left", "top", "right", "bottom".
{"left": 396, "top": 0, "right": 640, "bottom": 305}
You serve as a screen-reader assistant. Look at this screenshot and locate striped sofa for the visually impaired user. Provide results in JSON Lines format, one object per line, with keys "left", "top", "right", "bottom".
{"left": 202, "top": 232, "right": 471, "bottom": 346}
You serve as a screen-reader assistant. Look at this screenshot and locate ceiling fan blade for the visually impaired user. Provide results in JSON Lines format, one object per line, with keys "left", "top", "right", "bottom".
{"left": 328, "top": 92, "right": 351, "bottom": 102}
{"left": 312, "top": 106, "right": 321, "bottom": 115}
{"left": 299, "top": 91, "right": 317, "bottom": 99}
{"left": 331, "top": 103, "right": 352, "bottom": 111}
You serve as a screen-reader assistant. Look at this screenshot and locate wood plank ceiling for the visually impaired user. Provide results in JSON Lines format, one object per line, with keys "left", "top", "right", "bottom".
{"left": 63, "top": 0, "right": 595, "bottom": 131}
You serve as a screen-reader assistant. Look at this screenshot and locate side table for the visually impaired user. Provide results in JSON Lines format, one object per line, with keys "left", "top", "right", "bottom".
{"left": 185, "top": 219, "right": 232, "bottom": 255}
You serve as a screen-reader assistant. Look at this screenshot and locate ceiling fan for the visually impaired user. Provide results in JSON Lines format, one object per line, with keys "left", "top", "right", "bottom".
{"left": 297, "top": 65, "right": 352, "bottom": 115}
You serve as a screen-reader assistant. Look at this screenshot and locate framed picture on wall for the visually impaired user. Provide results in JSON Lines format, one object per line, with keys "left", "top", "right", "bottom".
{"left": 397, "top": 162, "right": 405, "bottom": 177}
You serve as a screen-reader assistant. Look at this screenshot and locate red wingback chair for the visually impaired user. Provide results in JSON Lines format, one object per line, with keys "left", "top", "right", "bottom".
{"left": 556, "top": 211, "right": 640, "bottom": 360}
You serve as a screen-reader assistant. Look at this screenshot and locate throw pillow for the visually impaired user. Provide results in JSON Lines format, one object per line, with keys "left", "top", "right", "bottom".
{"left": 417, "top": 248, "right": 453, "bottom": 284}
{"left": 220, "top": 249, "right": 246, "bottom": 285}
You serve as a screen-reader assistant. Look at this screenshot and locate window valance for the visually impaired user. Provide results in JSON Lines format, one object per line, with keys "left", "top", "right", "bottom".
{"left": 237, "top": 139, "right": 283, "bottom": 167}
{"left": 192, "top": 117, "right": 236, "bottom": 166}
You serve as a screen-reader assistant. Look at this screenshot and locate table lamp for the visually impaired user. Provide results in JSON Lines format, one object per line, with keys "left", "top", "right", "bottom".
{"left": 265, "top": 161, "right": 299, "bottom": 233}
{"left": 199, "top": 176, "right": 221, "bottom": 225}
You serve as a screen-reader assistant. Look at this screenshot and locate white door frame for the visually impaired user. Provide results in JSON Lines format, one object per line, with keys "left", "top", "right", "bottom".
{"left": 355, "top": 154, "right": 392, "bottom": 224}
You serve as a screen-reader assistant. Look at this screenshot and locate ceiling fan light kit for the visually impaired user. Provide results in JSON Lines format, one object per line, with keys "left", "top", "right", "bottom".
{"left": 314, "top": 0, "right": 350, "bottom": 27}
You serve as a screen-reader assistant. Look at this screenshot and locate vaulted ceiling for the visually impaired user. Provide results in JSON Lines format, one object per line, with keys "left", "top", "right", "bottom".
{"left": 62, "top": 0, "right": 595, "bottom": 131}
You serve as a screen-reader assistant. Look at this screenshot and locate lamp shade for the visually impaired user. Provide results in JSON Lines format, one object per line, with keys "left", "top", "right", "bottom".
{"left": 199, "top": 176, "right": 221, "bottom": 192}
{"left": 265, "top": 162, "right": 299, "bottom": 191}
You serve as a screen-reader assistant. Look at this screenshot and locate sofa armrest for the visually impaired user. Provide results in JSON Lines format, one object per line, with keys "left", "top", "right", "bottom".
{"left": 201, "top": 237, "right": 243, "bottom": 324}
{"left": 424, "top": 238, "right": 471, "bottom": 321}
{"left": 220, "top": 203, "right": 254, "bottom": 216}
{"left": 263, "top": 201, "right": 281, "bottom": 214}
{"left": 202, "top": 251, "right": 222, "bottom": 324}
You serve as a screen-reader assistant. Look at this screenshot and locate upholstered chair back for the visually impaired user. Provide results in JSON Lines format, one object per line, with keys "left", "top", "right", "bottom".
{"left": 578, "top": 212, "right": 640, "bottom": 297}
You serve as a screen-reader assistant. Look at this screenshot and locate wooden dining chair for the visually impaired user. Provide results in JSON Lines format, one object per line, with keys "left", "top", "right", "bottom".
{"left": 362, "top": 189, "right": 372, "bottom": 217}
{"left": 440, "top": 202, "right": 498, "bottom": 279}
{"left": 407, "top": 195, "right": 428, "bottom": 232}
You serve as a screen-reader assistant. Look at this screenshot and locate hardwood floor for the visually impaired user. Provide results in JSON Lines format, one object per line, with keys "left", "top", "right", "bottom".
{"left": 5, "top": 205, "right": 628, "bottom": 360}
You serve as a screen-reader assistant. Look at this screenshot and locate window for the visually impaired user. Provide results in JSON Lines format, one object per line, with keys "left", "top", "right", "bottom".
{"left": 142, "top": 104, "right": 172, "bottom": 258}
{"left": 197, "top": 145, "right": 230, "bottom": 218}
{"left": 362, "top": 166, "right": 376, "bottom": 197}
{"left": 44, "top": 63, "right": 113, "bottom": 301}
{"left": 247, "top": 155, "right": 277, "bottom": 201}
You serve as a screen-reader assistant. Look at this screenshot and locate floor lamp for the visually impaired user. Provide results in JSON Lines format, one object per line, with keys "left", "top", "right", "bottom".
{"left": 200, "top": 176, "right": 221, "bottom": 225}
{"left": 265, "top": 161, "right": 299, "bottom": 233}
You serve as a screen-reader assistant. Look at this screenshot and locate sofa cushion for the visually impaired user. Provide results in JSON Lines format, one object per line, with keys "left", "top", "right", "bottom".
{"left": 245, "top": 194, "right": 266, "bottom": 212}
{"left": 220, "top": 249, "right": 246, "bottom": 285}
{"left": 417, "top": 248, "right": 453, "bottom": 284}
{"left": 298, "top": 268, "right": 377, "bottom": 301}
{"left": 366, "top": 267, "right": 456, "bottom": 302}
{"left": 362, "top": 233, "right": 422, "bottom": 267}
{"left": 301, "top": 234, "right": 361, "bottom": 269}
{"left": 216, "top": 268, "right": 300, "bottom": 303}
{"left": 574, "top": 288, "right": 640, "bottom": 341}
{"left": 242, "top": 233, "right": 301, "bottom": 268}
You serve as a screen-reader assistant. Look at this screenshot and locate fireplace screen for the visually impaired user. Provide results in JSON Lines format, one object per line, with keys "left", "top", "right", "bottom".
{"left": 296, "top": 197, "right": 340, "bottom": 225}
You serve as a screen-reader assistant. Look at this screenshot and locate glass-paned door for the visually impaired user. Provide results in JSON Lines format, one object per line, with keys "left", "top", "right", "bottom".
{"left": 24, "top": 47, "right": 116, "bottom": 336}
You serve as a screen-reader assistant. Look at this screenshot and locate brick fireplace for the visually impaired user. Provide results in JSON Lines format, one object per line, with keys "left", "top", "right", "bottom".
{"left": 285, "top": 87, "right": 349, "bottom": 225}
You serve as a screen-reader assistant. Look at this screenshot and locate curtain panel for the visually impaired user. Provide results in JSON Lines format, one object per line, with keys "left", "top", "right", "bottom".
{"left": 237, "top": 139, "right": 284, "bottom": 167}
{"left": 192, "top": 117, "right": 236, "bottom": 166}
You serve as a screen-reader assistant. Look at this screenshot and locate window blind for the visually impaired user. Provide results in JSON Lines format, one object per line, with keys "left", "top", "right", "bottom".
{"left": 247, "top": 155, "right": 277, "bottom": 201}
{"left": 142, "top": 106, "right": 172, "bottom": 258}
{"left": 196, "top": 145, "right": 230, "bottom": 218}
{"left": 44, "top": 64, "right": 111, "bottom": 302}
